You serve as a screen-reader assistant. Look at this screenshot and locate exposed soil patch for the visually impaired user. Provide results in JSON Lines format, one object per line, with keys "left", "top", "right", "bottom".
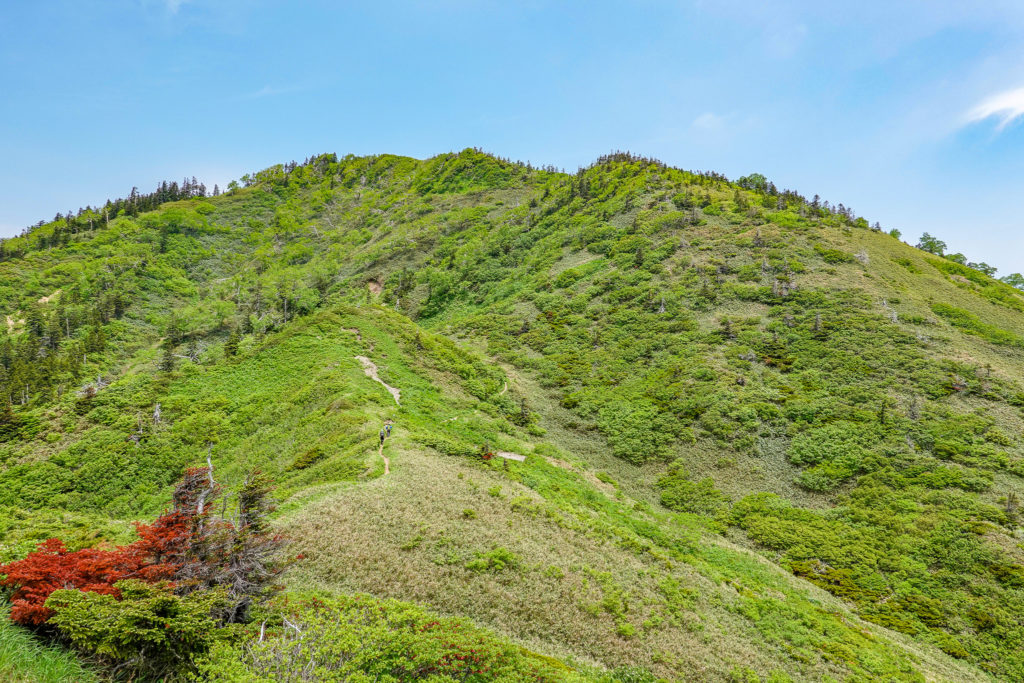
{"left": 38, "top": 289, "right": 61, "bottom": 304}
{"left": 494, "top": 451, "right": 525, "bottom": 462}
{"left": 355, "top": 356, "right": 401, "bottom": 405}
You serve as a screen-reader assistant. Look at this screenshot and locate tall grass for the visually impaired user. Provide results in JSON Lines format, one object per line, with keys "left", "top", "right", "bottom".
{"left": 0, "top": 608, "right": 96, "bottom": 683}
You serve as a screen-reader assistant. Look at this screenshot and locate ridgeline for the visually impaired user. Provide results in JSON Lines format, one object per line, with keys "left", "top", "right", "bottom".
{"left": 2, "top": 149, "right": 1023, "bottom": 681}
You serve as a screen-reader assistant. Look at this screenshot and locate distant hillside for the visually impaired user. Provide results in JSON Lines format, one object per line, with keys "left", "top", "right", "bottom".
{"left": 2, "top": 149, "right": 1023, "bottom": 681}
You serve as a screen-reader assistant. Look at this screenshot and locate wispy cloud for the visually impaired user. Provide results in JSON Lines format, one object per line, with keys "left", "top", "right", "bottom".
{"left": 244, "top": 85, "right": 304, "bottom": 99}
{"left": 966, "top": 86, "right": 1024, "bottom": 131}
{"left": 691, "top": 112, "right": 725, "bottom": 132}
{"left": 165, "top": 0, "right": 189, "bottom": 14}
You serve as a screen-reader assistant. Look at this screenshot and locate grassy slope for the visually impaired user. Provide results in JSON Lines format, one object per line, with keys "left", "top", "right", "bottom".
{"left": 1, "top": 150, "right": 1023, "bottom": 679}
{"left": 0, "top": 606, "right": 98, "bottom": 682}
{"left": 6, "top": 302, "right": 983, "bottom": 681}
{"left": 279, "top": 325, "right": 986, "bottom": 681}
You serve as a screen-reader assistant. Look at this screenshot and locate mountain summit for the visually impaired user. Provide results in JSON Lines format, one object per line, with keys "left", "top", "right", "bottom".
{"left": 1, "top": 149, "right": 1023, "bottom": 681}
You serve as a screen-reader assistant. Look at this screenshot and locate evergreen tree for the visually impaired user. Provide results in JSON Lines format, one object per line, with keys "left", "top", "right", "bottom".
{"left": 224, "top": 329, "right": 240, "bottom": 359}
{"left": 159, "top": 341, "right": 176, "bottom": 373}
{"left": 0, "top": 394, "right": 19, "bottom": 440}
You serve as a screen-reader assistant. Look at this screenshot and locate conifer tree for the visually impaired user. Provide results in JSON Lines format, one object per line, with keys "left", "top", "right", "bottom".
{"left": 224, "top": 329, "right": 240, "bottom": 358}
{"left": 159, "top": 341, "right": 176, "bottom": 373}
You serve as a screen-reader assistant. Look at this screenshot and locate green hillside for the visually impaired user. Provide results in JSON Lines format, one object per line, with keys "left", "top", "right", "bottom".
{"left": 2, "top": 150, "right": 1024, "bottom": 681}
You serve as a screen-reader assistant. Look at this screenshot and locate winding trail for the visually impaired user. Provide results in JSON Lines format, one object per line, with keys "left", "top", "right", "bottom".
{"left": 355, "top": 356, "right": 401, "bottom": 405}
{"left": 498, "top": 380, "right": 508, "bottom": 396}
{"left": 378, "top": 439, "right": 390, "bottom": 475}
{"left": 355, "top": 355, "right": 399, "bottom": 476}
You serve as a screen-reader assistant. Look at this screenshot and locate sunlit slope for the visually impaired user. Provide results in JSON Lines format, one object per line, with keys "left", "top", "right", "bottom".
{"left": 2, "top": 150, "right": 1024, "bottom": 677}
{"left": 1, "top": 300, "right": 986, "bottom": 681}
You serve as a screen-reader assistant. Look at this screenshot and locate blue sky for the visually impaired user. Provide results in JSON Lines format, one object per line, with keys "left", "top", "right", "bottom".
{"left": 2, "top": 1, "right": 1024, "bottom": 273}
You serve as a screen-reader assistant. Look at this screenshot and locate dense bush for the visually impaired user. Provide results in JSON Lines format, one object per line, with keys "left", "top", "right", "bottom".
{"left": 46, "top": 580, "right": 229, "bottom": 680}
{"left": 0, "top": 520, "right": 186, "bottom": 625}
{"left": 0, "top": 467, "right": 289, "bottom": 679}
{"left": 931, "top": 302, "right": 1024, "bottom": 347}
{"left": 194, "top": 594, "right": 580, "bottom": 682}
{"left": 813, "top": 243, "right": 854, "bottom": 264}
{"left": 656, "top": 462, "right": 727, "bottom": 515}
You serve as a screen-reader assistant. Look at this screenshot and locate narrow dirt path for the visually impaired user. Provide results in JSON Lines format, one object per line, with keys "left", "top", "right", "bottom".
{"left": 378, "top": 440, "right": 390, "bottom": 475}
{"left": 498, "top": 380, "right": 508, "bottom": 396}
{"left": 355, "top": 356, "right": 401, "bottom": 405}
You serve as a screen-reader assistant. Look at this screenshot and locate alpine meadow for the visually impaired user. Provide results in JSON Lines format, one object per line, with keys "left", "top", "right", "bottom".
{"left": 4, "top": 149, "right": 1024, "bottom": 681}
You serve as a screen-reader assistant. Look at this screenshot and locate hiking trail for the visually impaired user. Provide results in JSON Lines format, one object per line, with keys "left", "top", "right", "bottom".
{"left": 355, "top": 356, "right": 401, "bottom": 405}
{"left": 378, "top": 439, "right": 390, "bottom": 475}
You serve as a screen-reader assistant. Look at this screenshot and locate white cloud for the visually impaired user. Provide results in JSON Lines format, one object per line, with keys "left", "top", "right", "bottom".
{"left": 966, "top": 86, "right": 1024, "bottom": 131}
{"left": 249, "top": 85, "right": 283, "bottom": 98}
{"left": 691, "top": 112, "right": 725, "bottom": 132}
{"left": 245, "top": 85, "right": 303, "bottom": 99}
{"left": 765, "top": 23, "right": 808, "bottom": 59}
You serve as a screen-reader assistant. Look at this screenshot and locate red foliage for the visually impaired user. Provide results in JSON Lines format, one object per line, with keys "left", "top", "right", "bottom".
{"left": 128, "top": 511, "right": 192, "bottom": 581}
{"left": 1, "top": 466, "right": 287, "bottom": 627}
{"left": 1, "top": 539, "right": 137, "bottom": 625}
{"left": 0, "top": 507, "right": 193, "bottom": 625}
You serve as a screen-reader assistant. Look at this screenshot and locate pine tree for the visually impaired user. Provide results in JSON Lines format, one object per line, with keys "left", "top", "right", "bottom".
{"left": 159, "top": 341, "right": 175, "bottom": 373}
{"left": 0, "top": 394, "right": 19, "bottom": 440}
{"left": 224, "top": 329, "right": 240, "bottom": 359}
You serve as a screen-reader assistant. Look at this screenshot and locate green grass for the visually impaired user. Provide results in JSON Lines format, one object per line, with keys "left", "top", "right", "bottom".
{"left": 0, "top": 607, "right": 97, "bottom": 683}
{"left": 932, "top": 302, "right": 1024, "bottom": 347}
{"left": 1, "top": 150, "right": 1023, "bottom": 680}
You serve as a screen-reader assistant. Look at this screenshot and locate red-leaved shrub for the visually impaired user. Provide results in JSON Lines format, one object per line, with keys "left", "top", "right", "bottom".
{"left": 0, "top": 466, "right": 285, "bottom": 626}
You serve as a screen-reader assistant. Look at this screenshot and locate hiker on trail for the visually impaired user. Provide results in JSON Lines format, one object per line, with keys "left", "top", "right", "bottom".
{"left": 386, "top": 423, "right": 392, "bottom": 437}
{"left": 379, "top": 429, "right": 386, "bottom": 446}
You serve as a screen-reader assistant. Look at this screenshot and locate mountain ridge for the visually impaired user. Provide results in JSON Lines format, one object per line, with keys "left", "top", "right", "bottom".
{"left": 1, "top": 148, "right": 1023, "bottom": 680}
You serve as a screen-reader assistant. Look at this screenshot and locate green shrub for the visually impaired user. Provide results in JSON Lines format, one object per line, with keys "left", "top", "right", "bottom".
{"left": 931, "top": 303, "right": 1024, "bottom": 347}
{"left": 596, "top": 402, "right": 679, "bottom": 464}
{"left": 195, "top": 593, "right": 575, "bottom": 681}
{"left": 813, "top": 244, "right": 854, "bottom": 264}
{"left": 657, "top": 462, "right": 727, "bottom": 515}
{"left": 465, "top": 547, "right": 520, "bottom": 573}
{"left": 45, "top": 580, "right": 229, "bottom": 680}
{"left": 891, "top": 256, "right": 919, "bottom": 272}
{"left": 787, "top": 422, "right": 877, "bottom": 482}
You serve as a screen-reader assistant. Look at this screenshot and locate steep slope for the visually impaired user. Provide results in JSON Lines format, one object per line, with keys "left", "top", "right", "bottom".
{"left": 0, "top": 304, "right": 986, "bottom": 681}
{"left": 1, "top": 150, "right": 1023, "bottom": 680}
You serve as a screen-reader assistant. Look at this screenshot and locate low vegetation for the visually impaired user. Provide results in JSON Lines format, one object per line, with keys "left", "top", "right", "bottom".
{"left": 1, "top": 149, "right": 1023, "bottom": 680}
